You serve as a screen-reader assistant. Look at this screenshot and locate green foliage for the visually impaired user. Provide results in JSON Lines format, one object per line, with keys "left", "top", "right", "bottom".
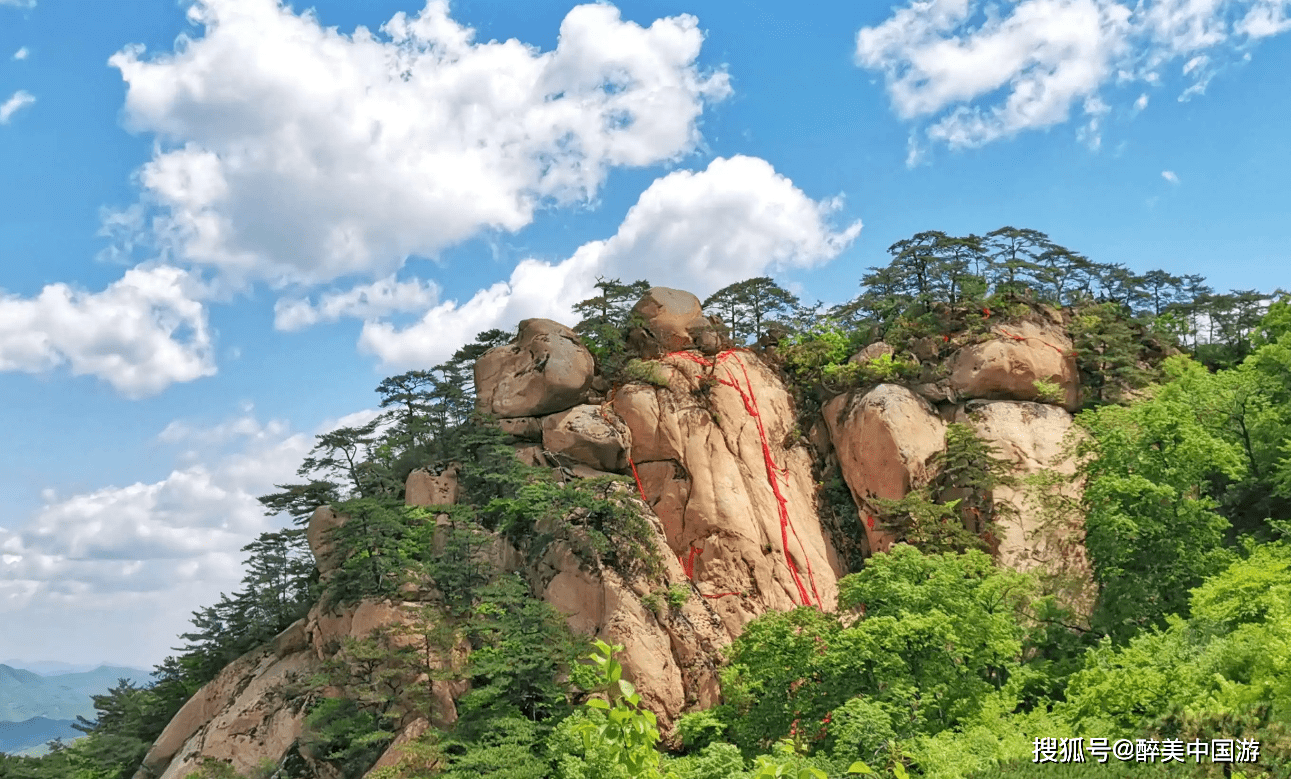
{"left": 665, "top": 584, "right": 690, "bottom": 609}
{"left": 721, "top": 547, "right": 1038, "bottom": 759}
{"left": 855, "top": 353, "right": 919, "bottom": 384}
{"left": 574, "top": 277, "right": 651, "bottom": 373}
{"left": 870, "top": 424, "right": 1016, "bottom": 554}
{"left": 1069, "top": 302, "right": 1153, "bottom": 405}
{"left": 571, "top": 641, "right": 664, "bottom": 779}
{"left": 703, "top": 277, "right": 801, "bottom": 344}
{"left": 326, "top": 497, "right": 426, "bottom": 603}
{"left": 483, "top": 477, "right": 663, "bottom": 578}
{"left": 1031, "top": 379, "right": 1064, "bottom": 403}
{"left": 624, "top": 359, "right": 670, "bottom": 388}
{"left": 1058, "top": 543, "right": 1291, "bottom": 768}
{"left": 676, "top": 709, "right": 729, "bottom": 753}
{"left": 1075, "top": 388, "right": 1243, "bottom": 640}
{"left": 302, "top": 696, "right": 397, "bottom": 777}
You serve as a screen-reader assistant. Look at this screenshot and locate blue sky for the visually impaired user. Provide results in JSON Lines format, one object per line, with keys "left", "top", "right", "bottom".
{"left": 0, "top": 0, "right": 1288, "bottom": 669}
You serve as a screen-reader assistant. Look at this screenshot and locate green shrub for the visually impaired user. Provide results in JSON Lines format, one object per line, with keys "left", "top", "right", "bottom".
{"left": 624, "top": 359, "right": 670, "bottom": 388}
{"left": 1032, "top": 379, "right": 1064, "bottom": 404}
{"left": 676, "top": 709, "right": 729, "bottom": 753}
{"left": 665, "top": 584, "right": 690, "bottom": 609}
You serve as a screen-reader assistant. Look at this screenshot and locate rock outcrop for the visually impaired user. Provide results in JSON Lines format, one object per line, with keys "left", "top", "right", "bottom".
{"left": 541, "top": 404, "right": 631, "bottom": 472}
{"left": 405, "top": 465, "right": 459, "bottom": 507}
{"left": 528, "top": 517, "right": 730, "bottom": 721}
{"left": 953, "top": 400, "right": 1093, "bottom": 609}
{"left": 947, "top": 320, "right": 1080, "bottom": 411}
{"left": 135, "top": 598, "right": 468, "bottom": 779}
{"left": 135, "top": 624, "right": 316, "bottom": 779}
{"left": 136, "top": 287, "right": 1099, "bottom": 778}
{"left": 612, "top": 351, "right": 844, "bottom": 633}
{"left": 628, "top": 287, "right": 722, "bottom": 355}
{"left": 823, "top": 384, "right": 947, "bottom": 554}
{"left": 475, "top": 318, "right": 595, "bottom": 418}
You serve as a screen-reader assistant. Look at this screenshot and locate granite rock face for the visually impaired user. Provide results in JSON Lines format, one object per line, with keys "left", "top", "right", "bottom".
{"left": 475, "top": 318, "right": 595, "bottom": 418}
{"left": 947, "top": 320, "right": 1080, "bottom": 410}
{"left": 823, "top": 384, "right": 947, "bottom": 554}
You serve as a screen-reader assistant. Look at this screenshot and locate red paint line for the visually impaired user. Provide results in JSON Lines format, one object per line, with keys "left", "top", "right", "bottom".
{"left": 662, "top": 349, "right": 820, "bottom": 609}
{"left": 628, "top": 456, "right": 649, "bottom": 503}
{"left": 613, "top": 349, "right": 822, "bottom": 609}
{"left": 996, "top": 326, "right": 1068, "bottom": 356}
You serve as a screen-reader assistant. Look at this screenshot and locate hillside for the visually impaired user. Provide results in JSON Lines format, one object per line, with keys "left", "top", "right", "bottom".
{"left": 0, "top": 664, "right": 154, "bottom": 723}
{"left": 3, "top": 234, "right": 1289, "bottom": 779}
{"left": 0, "top": 718, "right": 82, "bottom": 757}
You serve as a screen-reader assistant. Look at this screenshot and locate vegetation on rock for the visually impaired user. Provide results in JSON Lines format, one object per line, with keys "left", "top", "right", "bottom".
{"left": 7, "top": 227, "right": 1291, "bottom": 779}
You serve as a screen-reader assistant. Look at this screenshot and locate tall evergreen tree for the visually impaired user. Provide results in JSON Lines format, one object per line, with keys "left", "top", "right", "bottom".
{"left": 702, "top": 277, "right": 799, "bottom": 342}
{"left": 985, "top": 226, "right": 1053, "bottom": 296}
{"left": 572, "top": 277, "right": 650, "bottom": 365}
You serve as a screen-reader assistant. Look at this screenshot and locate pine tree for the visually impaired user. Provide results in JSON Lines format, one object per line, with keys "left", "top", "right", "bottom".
{"left": 985, "top": 226, "right": 1053, "bottom": 297}
{"left": 572, "top": 277, "right": 649, "bottom": 356}
{"left": 702, "top": 277, "right": 800, "bottom": 343}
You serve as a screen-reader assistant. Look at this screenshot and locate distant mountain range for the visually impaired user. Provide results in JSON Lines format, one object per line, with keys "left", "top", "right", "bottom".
{"left": 0, "top": 717, "right": 83, "bottom": 757}
{"left": 0, "top": 662, "right": 154, "bottom": 754}
{"left": 1, "top": 659, "right": 143, "bottom": 676}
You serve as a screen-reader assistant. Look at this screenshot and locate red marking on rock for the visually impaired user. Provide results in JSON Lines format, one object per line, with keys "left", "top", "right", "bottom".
{"left": 996, "top": 326, "right": 1068, "bottom": 357}
{"left": 660, "top": 349, "right": 820, "bottom": 609}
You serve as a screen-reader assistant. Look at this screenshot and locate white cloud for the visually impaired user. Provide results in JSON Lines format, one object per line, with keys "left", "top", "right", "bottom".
{"left": 0, "top": 90, "right": 35, "bottom": 123}
{"left": 857, "top": 0, "right": 1291, "bottom": 151}
{"left": 0, "top": 0, "right": 36, "bottom": 7}
{"left": 274, "top": 275, "right": 440, "bottom": 331}
{"left": 1238, "top": 1, "right": 1291, "bottom": 38}
{"left": 107, "top": 0, "right": 730, "bottom": 288}
{"left": 0, "top": 265, "right": 215, "bottom": 398}
{"left": 1134, "top": 92, "right": 1150, "bottom": 110}
{"left": 358, "top": 155, "right": 862, "bottom": 368}
{"left": 0, "top": 406, "right": 384, "bottom": 663}
{"left": 1162, "top": 169, "right": 1180, "bottom": 183}
{"left": 12, "top": 47, "right": 29, "bottom": 60}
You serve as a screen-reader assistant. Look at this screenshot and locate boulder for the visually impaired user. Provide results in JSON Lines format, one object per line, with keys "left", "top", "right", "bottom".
{"left": 823, "top": 384, "right": 946, "bottom": 554}
{"left": 542, "top": 404, "right": 630, "bottom": 472}
{"left": 474, "top": 319, "right": 594, "bottom": 418}
{"left": 405, "top": 466, "right": 459, "bottom": 507}
{"left": 848, "top": 341, "right": 894, "bottom": 365}
{"left": 497, "top": 416, "right": 543, "bottom": 441}
{"left": 947, "top": 321, "right": 1079, "bottom": 410}
{"left": 364, "top": 718, "right": 434, "bottom": 778}
{"left": 628, "top": 287, "right": 720, "bottom": 354}
{"left": 306, "top": 506, "right": 347, "bottom": 577}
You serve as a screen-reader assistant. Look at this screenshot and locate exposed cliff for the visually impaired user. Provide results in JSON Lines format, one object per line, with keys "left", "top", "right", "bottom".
{"left": 133, "top": 287, "right": 1097, "bottom": 779}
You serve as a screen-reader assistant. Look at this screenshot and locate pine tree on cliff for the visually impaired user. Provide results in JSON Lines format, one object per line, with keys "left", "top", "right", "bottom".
{"left": 573, "top": 276, "right": 650, "bottom": 361}
{"left": 1033, "top": 245, "right": 1094, "bottom": 306}
{"left": 702, "top": 276, "right": 800, "bottom": 343}
{"left": 985, "top": 226, "right": 1051, "bottom": 297}
{"left": 883, "top": 231, "right": 946, "bottom": 307}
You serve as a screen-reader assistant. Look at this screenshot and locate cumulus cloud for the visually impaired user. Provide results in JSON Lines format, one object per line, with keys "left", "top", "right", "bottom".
{"left": 856, "top": 0, "right": 1291, "bottom": 153}
{"left": 0, "top": 265, "right": 215, "bottom": 397}
{"left": 12, "top": 47, "right": 29, "bottom": 60}
{"left": 1162, "top": 169, "right": 1180, "bottom": 183}
{"left": 107, "top": 0, "right": 731, "bottom": 287}
{"left": 274, "top": 275, "right": 440, "bottom": 331}
{"left": 0, "top": 406, "right": 382, "bottom": 662}
{"left": 0, "top": 90, "right": 35, "bottom": 123}
{"left": 358, "top": 155, "right": 862, "bottom": 368}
